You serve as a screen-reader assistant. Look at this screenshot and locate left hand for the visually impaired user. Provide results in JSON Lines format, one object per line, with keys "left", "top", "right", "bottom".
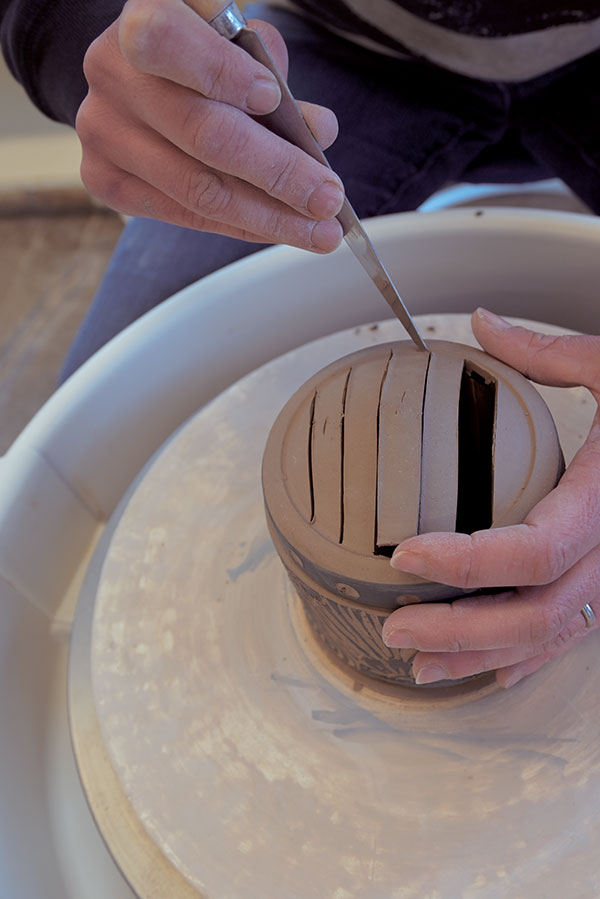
{"left": 382, "top": 308, "right": 600, "bottom": 688}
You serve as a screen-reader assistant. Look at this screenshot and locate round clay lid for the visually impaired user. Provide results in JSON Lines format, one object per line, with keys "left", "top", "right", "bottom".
{"left": 262, "top": 339, "right": 564, "bottom": 609}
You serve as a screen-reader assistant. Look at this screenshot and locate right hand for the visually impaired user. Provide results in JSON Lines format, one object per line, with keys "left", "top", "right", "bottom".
{"left": 76, "top": 0, "right": 344, "bottom": 251}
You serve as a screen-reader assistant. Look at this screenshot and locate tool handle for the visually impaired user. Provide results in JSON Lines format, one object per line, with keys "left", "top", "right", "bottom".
{"left": 184, "top": 0, "right": 230, "bottom": 20}
{"left": 184, "top": 0, "right": 246, "bottom": 37}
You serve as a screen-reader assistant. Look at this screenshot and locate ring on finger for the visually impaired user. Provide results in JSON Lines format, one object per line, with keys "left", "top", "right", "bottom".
{"left": 580, "top": 603, "right": 596, "bottom": 629}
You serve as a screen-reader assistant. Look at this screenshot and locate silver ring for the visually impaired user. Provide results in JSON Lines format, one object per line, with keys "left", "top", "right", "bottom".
{"left": 209, "top": 2, "right": 246, "bottom": 39}
{"left": 581, "top": 603, "right": 596, "bottom": 629}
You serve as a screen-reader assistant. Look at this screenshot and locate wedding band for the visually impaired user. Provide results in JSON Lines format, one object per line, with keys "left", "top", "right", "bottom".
{"left": 581, "top": 603, "right": 596, "bottom": 629}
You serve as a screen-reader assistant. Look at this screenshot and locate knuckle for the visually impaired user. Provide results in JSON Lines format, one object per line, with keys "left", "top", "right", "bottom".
{"left": 455, "top": 551, "right": 477, "bottom": 590}
{"left": 525, "top": 603, "right": 565, "bottom": 645}
{"left": 181, "top": 103, "right": 209, "bottom": 157}
{"left": 263, "top": 206, "right": 294, "bottom": 244}
{"left": 522, "top": 331, "right": 562, "bottom": 376}
{"left": 266, "top": 152, "right": 300, "bottom": 200}
{"left": 118, "top": 0, "right": 166, "bottom": 69}
{"left": 537, "top": 539, "right": 571, "bottom": 583}
{"left": 202, "top": 52, "right": 229, "bottom": 100}
{"left": 79, "top": 155, "right": 102, "bottom": 197}
{"left": 82, "top": 36, "right": 106, "bottom": 84}
{"left": 545, "top": 620, "right": 578, "bottom": 653}
{"left": 81, "top": 159, "right": 129, "bottom": 211}
{"left": 526, "top": 331, "right": 562, "bottom": 354}
{"left": 76, "top": 102, "right": 123, "bottom": 161}
{"left": 184, "top": 103, "right": 238, "bottom": 163}
{"left": 183, "top": 168, "right": 231, "bottom": 218}
{"left": 74, "top": 99, "right": 93, "bottom": 143}
{"left": 553, "top": 628, "right": 574, "bottom": 649}
{"left": 75, "top": 99, "right": 107, "bottom": 152}
{"left": 213, "top": 115, "right": 249, "bottom": 164}
{"left": 447, "top": 533, "right": 487, "bottom": 589}
{"left": 446, "top": 636, "right": 467, "bottom": 653}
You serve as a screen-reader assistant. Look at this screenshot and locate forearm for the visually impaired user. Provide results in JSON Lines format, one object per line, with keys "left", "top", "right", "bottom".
{"left": 0, "top": 0, "right": 125, "bottom": 124}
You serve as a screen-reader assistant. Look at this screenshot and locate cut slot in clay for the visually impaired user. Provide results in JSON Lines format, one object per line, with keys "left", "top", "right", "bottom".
{"left": 262, "top": 339, "right": 564, "bottom": 688}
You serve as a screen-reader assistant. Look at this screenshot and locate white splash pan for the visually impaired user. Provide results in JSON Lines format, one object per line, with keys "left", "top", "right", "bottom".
{"left": 1, "top": 208, "right": 600, "bottom": 899}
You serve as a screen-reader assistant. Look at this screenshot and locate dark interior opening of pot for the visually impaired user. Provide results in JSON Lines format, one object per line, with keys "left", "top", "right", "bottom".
{"left": 456, "top": 364, "right": 496, "bottom": 534}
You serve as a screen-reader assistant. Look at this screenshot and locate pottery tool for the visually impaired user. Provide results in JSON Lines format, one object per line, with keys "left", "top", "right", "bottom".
{"left": 184, "top": 0, "right": 428, "bottom": 352}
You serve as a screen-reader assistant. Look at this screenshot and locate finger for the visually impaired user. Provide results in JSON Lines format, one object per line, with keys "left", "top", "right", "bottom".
{"left": 113, "top": 82, "right": 344, "bottom": 219}
{"left": 79, "top": 152, "right": 272, "bottom": 240}
{"left": 297, "top": 101, "right": 339, "bottom": 150}
{"left": 495, "top": 652, "right": 559, "bottom": 688}
{"left": 410, "top": 603, "right": 595, "bottom": 684}
{"left": 389, "top": 313, "right": 600, "bottom": 589}
{"left": 383, "top": 543, "right": 600, "bottom": 652}
{"left": 472, "top": 308, "right": 600, "bottom": 398}
{"left": 80, "top": 108, "right": 343, "bottom": 249}
{"left": 495, "top": 641, "right": 582, "bottom": 689}
{"left": 390, "top": 415, "right": 600, "bottom": 589}
{"left": 118, "top": 0, "right": 282, "bottom": 114}
{"left": 80, "top": 145, "right": 343, "bottom": 251}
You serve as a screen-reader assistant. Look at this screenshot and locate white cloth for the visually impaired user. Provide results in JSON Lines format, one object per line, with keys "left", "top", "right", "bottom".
{"left": 267, "top": 0, "right": 600, "bottom": 80}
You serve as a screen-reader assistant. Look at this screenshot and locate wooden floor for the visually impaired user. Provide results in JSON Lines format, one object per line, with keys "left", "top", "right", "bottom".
{"left": 0, "top": 189, "right": 123, "bottom": 453}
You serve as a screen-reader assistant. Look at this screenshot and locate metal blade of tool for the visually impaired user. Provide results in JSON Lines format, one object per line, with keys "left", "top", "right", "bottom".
{"left": 185, "top": 1, "right": 428, "bottom": 351}
{"left": 237, "top": 29, "right": 429, "bottom": 351}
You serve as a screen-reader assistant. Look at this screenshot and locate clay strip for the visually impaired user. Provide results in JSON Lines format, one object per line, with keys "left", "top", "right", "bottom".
{"left": 310, "top": 369, "right": 351, "bottom": 540}
{"left": 376, "top": 347, "right": 430, "bottom": 549}
{"left": 342, "top": 351, "right": 393, "bottom": 553}
{"left": 418, "top": 351, "right": 463, "bottom": 534}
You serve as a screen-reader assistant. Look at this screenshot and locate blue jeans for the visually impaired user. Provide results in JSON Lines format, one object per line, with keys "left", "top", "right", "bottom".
{"left": 59, "top": 4, "right": 600, "bottom": 381}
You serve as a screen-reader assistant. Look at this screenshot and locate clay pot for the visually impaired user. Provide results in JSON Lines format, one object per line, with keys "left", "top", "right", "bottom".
{"left": 262, "top": 340, "right": 564, "bottom": 688}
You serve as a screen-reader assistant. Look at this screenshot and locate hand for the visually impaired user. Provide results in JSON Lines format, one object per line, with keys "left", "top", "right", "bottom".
{"left": 76, "top": 0, "right": 343, "bottom": 251}
{"left": 382, "top": 308, "right": 600, "bottom": 688}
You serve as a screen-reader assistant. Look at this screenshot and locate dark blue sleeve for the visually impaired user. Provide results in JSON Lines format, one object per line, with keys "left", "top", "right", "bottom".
{"left": 0, "top": 0, "right": 125, "bottom": 124}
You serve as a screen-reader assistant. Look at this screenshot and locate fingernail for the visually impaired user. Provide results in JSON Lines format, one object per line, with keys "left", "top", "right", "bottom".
{"left": 415, "top": 664, "right": 449, "bottom": 685}
{"left": 382, "top": 628, "right": 414, "bottom": 649}
{"left": 390, "top": 550, "right": 427, "bottom": 576}
{"left": 246, "top": 76, "right": 281, "bottom": 114}
{"left": 307, "top": 181, "right": 344, "bottom": 219}
{"left": 310, "top": 219, "right": 343, "bottom": 253}
{"left": 475, "top": 307, "right": 511, "bottom": 330}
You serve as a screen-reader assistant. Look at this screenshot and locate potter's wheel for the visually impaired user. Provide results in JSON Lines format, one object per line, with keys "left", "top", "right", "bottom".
{"left": 69, "top": 315, "right": 599, "bottom": 899}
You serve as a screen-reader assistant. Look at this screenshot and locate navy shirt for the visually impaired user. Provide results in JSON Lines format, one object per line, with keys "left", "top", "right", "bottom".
{"left": 0, "top": 0, "right": 125, "bottom": 123}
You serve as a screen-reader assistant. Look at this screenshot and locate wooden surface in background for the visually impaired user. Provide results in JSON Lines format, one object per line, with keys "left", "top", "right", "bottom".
{"left": 0, "top": 189, "right": 123, "bottom": 453}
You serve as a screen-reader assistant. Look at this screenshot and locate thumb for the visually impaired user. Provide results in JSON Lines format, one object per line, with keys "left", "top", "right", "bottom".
{"left": 472, "top": 308, "right": 600, "bottom": 397}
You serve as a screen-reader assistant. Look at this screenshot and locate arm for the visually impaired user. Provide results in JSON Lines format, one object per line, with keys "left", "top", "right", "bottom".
{"left": 2, "top": 0, "right": 344, "bottom": 250}
{"left": 0, "top": 0, "right": 125, "bottom": 123}
{"left": 383, "top": 309, "right": 600, "bottom": 688}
